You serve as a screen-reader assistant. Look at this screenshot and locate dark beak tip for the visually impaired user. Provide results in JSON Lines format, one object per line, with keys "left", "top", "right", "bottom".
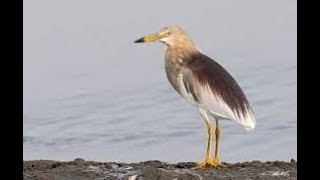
{"left": 134, "top": 37, "right": 144, "bottom": 43}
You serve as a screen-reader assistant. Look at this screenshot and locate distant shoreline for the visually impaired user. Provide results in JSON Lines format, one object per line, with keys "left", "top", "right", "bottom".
{"left": 23, "top": 159, "right": 297, "bottom": 179}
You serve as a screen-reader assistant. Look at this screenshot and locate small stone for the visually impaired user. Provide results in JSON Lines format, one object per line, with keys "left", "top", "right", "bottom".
{"left": 250, "top": 161, "right": 263, "bottom": 167}
{"left": 67, "top": 161, "right": 77, "bottom": 165}
{"left": 105, "top": 163, "right": 119, "bottom": 169}
{"left": 124, "top": 166, "right": 133, "bottom": 170}
{"left": 74, "top": 158, "right": 85, "bottom": 165}
{"left": 128, "top": 174, "right": 138, "bottom": 180}
{"left": 142, "top": 160, "right": 166, "bottom": 168}
{"left": 74, "top": 158, "right": 85, "bottom": 162}
{"left": 175, "top": 162, "right": 197, "bottom": 168}
{"left": 51, "top": 162, "right": 61, "bottom": 168}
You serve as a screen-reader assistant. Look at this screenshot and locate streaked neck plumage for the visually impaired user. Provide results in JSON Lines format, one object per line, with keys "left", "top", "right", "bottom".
{"left": 163, "top": 35, "right": 200, "bottom": 65}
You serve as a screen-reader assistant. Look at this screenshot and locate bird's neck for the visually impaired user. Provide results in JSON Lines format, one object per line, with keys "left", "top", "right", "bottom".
{"left": 166, "top": 42, "right": 200, "bottom": 64}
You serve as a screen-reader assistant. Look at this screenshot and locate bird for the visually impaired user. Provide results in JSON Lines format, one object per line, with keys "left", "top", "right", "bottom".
{"left": 134, "top": 26, "right": 256, "bottom": 168}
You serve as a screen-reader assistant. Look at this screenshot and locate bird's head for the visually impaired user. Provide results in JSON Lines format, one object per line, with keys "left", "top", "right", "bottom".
{"left": 134, "top": 26, "right": 194, "bottom": 47}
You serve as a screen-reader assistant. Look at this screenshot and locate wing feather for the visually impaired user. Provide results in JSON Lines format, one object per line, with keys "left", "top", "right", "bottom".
{"left": 182, "top": 53, "right": 256, "bottom": 130}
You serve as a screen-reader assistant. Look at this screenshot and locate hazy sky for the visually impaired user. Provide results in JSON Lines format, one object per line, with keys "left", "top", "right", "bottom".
{"left": 24, "top": 0, "right": 296, "bottom": 107}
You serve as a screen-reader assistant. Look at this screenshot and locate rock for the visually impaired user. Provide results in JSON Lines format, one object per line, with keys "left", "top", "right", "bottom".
{"left": 128, "top": 174, "right": 138, "bottom": 180}
{"left": 23, "top": 159, "right": 297, "bottom": 180}
{"left": 74, "top": 158, "right": 85, "bottom": 165}
{"left": 141, "top": 160, "right": 167, "bottom": 168}
{"left": 175, "top": 162, "right": 197, "bottom": 168}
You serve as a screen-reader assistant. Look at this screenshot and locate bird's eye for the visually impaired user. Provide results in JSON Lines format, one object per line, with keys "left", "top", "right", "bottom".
{"left": 167, "top": 32, "right": 172, "bottom": 35}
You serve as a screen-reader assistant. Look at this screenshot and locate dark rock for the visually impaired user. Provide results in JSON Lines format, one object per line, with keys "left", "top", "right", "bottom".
{"left": 51, "top": 162, "right": 61, "bottom": 168}
{"left": 74, "top": 158, "right": 85, "bottom": 165}
{"left": 23, "top": 159, "right": 297, "bottom": 180}
{"left": 143, "top": 167, "right": 201, "bottom": 180}
{"left": 141, "top": 160, "right": 167, "bottom": 168}
{"left": 104, "top": 163, "right": 118, "bottom": 169}
{"left": 175, "top": 162, "right": 197, "bottom": 168}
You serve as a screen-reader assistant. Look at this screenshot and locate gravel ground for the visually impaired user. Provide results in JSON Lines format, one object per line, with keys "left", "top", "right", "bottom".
{"left": 23, "top": 159, "right": 297, "bottom": 180}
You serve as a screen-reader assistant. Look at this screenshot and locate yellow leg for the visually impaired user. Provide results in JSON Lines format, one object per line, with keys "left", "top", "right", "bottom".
{"left": 214, "top": 126, "right": 220, "bottom": 160}
{"left": 197, "top": 118, "right": 226, "bottom": 168}
{"left": 212, "top": 120, "right": 227, "bottom": 167}
{"left": 205, "top": 125, "right": 213, "bottom": 160}
{"left": 198, "top": 124, "right": 217, "bottom": 168}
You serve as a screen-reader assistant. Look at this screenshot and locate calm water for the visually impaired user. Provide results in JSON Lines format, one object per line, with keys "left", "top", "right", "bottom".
{"left": 23, "top": 0, "right": 296, "bottom": 163}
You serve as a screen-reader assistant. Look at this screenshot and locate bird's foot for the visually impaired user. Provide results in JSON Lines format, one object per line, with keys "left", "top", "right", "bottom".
{"left": 197, "top": 158, "right": 227, "bottom": 169}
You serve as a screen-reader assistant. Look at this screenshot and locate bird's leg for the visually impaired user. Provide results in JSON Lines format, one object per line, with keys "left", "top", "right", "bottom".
{"left": 198, "top": 123, "right": 218, "bottom": 168}
{"left": 205, "top": 124, "right": 213, "bottom": 160}
{"left": 212, "top": 119, "right": 227, "bottom": 167}
{"left": 197, "top": 110, "right": 220, "bottom": 168}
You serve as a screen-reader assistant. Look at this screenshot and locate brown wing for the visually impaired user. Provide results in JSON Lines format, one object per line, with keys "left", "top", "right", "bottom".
{"left": 182, "top": 53, "right": 256, "bottom": 130}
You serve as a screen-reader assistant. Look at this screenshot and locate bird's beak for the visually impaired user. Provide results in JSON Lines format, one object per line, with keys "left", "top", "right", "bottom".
{"left": 134, "top": 33, "right": 162, "bottom": 43}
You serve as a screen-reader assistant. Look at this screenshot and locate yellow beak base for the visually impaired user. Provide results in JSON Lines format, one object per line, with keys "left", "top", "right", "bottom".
{"left": 134, "top": 34, "right": 164, "bottom": 43}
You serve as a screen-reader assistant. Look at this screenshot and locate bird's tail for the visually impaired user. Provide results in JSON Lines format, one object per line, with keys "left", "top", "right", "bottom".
{"left": 242, "top": 109, "right": 256, "bottom": 131}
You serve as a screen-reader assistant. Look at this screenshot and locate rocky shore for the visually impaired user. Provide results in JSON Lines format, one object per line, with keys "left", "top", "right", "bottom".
{"left": 23, "top": 159, "right": 297, "bottom": 180}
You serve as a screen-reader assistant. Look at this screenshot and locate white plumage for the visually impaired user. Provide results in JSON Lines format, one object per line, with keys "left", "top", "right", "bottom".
{"left": 179, "top": 68, "right": 256, "bottom": 131}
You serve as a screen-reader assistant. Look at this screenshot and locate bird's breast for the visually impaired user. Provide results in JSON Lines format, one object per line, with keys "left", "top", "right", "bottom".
{"left": 164, "top": 55, "right": 181, "bottom": 95}
{"left": 164, "top": 52, "right": 198, "bottom": 106}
